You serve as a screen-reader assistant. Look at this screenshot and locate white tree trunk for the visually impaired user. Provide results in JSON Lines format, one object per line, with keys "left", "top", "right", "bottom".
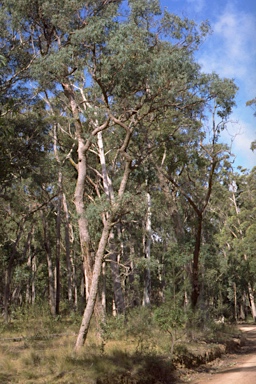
{"left": 97, "top": 131, "right": 125, "bottom": 314}
{"left": 248, "top": 283, "right": 256, "bottom": 321}
{"left": 143, "top": 191, "right": 152, "bottom": 306}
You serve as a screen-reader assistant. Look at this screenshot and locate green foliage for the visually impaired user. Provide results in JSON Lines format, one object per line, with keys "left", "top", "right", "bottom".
{"left": 125, "top": 307, "right": 153, "bottom": 338}
{"left": 154, "top": 302, "right": 187, "bottom": 333}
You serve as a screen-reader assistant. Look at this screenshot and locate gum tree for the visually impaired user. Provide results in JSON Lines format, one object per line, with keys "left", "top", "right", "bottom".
{"left": 1, "top": 0, "right": 217, "bottom": 347}
{"left": 153, "top": 75, "right": 238, "bottom": 309}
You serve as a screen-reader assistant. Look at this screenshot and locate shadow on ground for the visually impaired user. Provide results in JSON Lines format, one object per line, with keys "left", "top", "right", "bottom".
{"left": 69, "top": 350, "right": 181, "bottom": 384}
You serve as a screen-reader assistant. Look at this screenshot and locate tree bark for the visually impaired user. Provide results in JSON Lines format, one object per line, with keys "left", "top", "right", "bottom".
{"left": 25, "top": 226, "right": 35, "bottom": 305}
{"left": 142, "top": 191, "right": 152, "bottom": 306}
{"left": 248, "top": 283, "right": 256, "bottom": 322}
{"left": 55, "top": 170, "right": 62, "bottom": 315}
{"left": 31, "top": 255, "right": 36, "bottom": 305}
{"left": 97, "top": 130, "right": 125, "bottom": 314}
{"left": 62, "top": 82, "right": 104, "bottom": 323}
{"left": 75, "top": 217, "right": 112, "bottom": 350}
{"left": 42, "top": 212, "right": 56, "bottom": 316}
{"left": 191, "top": 214, "right": 203, "bottom": 309}
{"left": 3, "top": 218, "right": 25, "bottom": 323}
{"left": 101, "top": 261, "right": 106, "bottom": 313}
{"left": 109, "top": 230, "right": 125, "bottom": 314}
{"left": 75, "top": 159, "right": 131, "bottom": 349}
{"left": 233, "top": 282, "right": 237, "bottom": 322}
{"left": 62, "top": 191, "right": 76, "bottom": 307}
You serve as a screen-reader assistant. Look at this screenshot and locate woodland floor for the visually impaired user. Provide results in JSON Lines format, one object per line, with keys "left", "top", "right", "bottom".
{"left": 0, "top": 317, "right": 256, "bottom": 384}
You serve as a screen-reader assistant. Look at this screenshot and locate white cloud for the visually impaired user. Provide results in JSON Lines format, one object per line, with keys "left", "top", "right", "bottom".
{"left": 199, "top": 5, "right": 256, "bottom": 86}
{"left": 197, "top": 2, "right": 256, "bottom": 170}
{"left": 221, "top": 118, "right": 256, "bottom": 170}
{"left": 215, "top": 11, "right": 255, "bottom": 71}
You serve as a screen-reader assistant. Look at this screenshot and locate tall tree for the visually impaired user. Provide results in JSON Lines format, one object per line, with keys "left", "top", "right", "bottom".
{"left": 3, "top": 0, "right": 244, "bottom": 347}
{"left": 217, "top": 168, "right": 256, "bottom": 321}
{"left": 153, "top": 75, "right": 237, "bottom": 308}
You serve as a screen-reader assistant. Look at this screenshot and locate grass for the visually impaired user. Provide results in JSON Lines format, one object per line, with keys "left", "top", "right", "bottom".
{"left": 0, "top": 305, "right": 243, "bottom": 383}
{"left": 0, "top": 335, "right": 177, "bottom": 383}
{"left": 0, "top": 308, "right": 177, "bottom": 383}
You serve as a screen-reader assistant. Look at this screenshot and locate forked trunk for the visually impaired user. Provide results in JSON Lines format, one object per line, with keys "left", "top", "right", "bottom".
{"left": 62, "top": 82, "right": 104, "bottom": 323}
{"left": 75, "top": 218, "right": 112, "bottom": 350}
{"left": 75, "top": 160, "right": 131, "bottom": 349}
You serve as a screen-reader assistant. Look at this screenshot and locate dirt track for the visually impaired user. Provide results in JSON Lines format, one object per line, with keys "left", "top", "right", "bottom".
{"left": 188, "top": 325, "right": 256, "bottom": 384}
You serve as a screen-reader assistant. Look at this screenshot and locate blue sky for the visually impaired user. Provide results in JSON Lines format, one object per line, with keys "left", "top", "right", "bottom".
{"left": 159, "top": 0, "right": 256, "bottom": 171}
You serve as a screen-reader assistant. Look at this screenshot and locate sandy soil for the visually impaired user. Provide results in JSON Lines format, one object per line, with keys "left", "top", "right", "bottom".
{"left": 186, "top": 325, "right": 256, "bottom": 384}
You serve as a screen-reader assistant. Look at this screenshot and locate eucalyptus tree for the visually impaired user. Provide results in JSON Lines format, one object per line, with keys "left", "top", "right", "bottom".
{"left": 0, "top": 101, "right": 54, "bottom": 321}
{"left": 1, "top": 0, "right": 217, "bottom": 347}
{"left": 217, "top": 168, "right": 256, "bottom": 321}
{"left": 0, "top": 2, "right": 54, "bottom": 320}
{"left": 153, "top": 75, "right": 238, "bottom": 309}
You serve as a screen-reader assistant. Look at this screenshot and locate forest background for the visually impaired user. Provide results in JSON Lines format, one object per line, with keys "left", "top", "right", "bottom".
{"left": 0, "top": 0, "right": 256, "bottom": 355}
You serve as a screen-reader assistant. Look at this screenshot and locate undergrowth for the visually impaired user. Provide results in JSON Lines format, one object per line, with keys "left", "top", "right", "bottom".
{"left": 0, "top": 304, "right": 242, "bottom": 383}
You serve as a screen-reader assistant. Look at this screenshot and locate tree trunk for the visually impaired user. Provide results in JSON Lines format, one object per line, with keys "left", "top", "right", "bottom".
{"left": 101, "top": 261, "right": 106, "bottom": 313}
{"left": 142, "top": 191, "right": 151, "bottom": 306}
{"left": 42, "top": 212, "right": 56, "bottom": 316}
{"left": 4, "top": 265, "right": 13, "bottom": 323}
{"left": 75, "top": 218, "right": 112, "bottom": 350}
{"left": 233, "top": 282, "right": 237, "bottom": 322}
{"left": 243, "top": 254, "right": 256, "bottom": 322}
{"left": 55, "top": 171, "right": 62, "bottom": 315}
{"left": 31, "top": 255, "right": 36, "bottom": 305}
{"left": 97, "top": 130, "right": 125, "bottom": 314}
{"left": 239, "top": 292, "right": 247, "bottom": 320}
{"left": 109, "top": 230, "right": 125, "bottom": 314}
{"left": 248, "top": 283, "right": 256, "bottom": 322}
{"left": 75, "top": 159, "right": 131, "bottom": 349}
{"left": 62, "top": 191, "right": 75, "bottom": 307}
{"left": 62, "top": 83, "right": 131, "bottom": 349}
{"left": 25, "top": 226, "right": 34, "bottom": 304}
{"left": 26, "top": 245, "right": 36, "bottom": 305}
{"left": 62, "top": 82, "right": 104, "bottom": 324}
{"left": 3, "top": 218, "right": 25, "bottom": 323}
{"left": 191, "top": 214, "right": 203, "bottom": 309}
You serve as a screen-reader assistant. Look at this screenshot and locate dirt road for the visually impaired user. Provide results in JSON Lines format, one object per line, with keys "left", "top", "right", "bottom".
{"left": 188, "top": 325, "right": 256, "bottom": 384}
